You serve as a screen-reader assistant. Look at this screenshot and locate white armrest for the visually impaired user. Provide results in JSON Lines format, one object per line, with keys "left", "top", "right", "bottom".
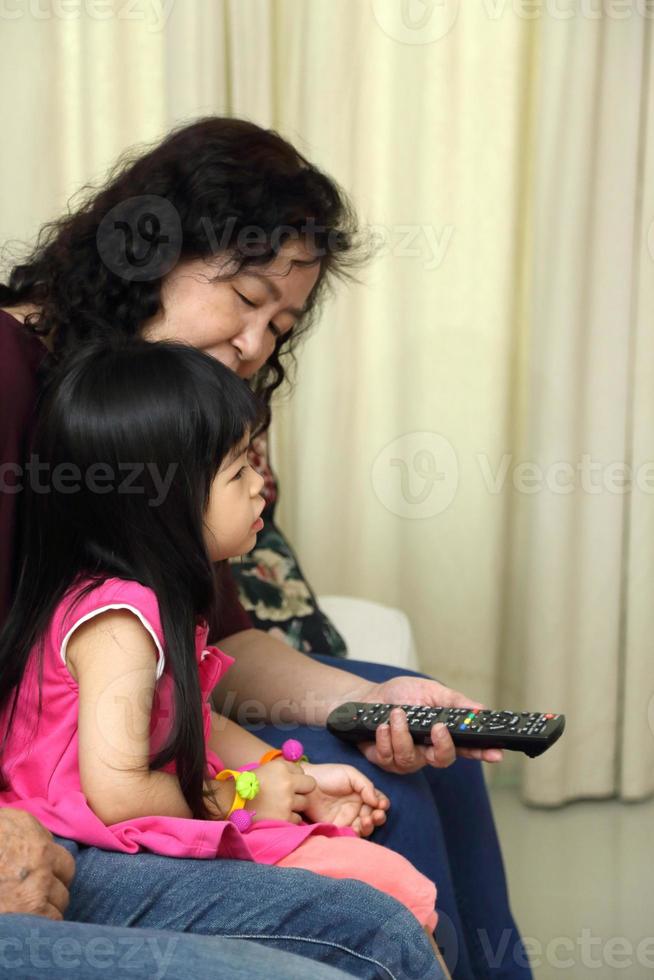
{"left": 317, "top": 595, "right": 421, "bottom": 672}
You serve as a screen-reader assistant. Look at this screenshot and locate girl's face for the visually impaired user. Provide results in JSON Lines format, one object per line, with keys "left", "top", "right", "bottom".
{"left": 204, "top": 431, "right": 266, "bottom": 561}
{"left": 142, "top": 241, "right": 322, "bottom": 379}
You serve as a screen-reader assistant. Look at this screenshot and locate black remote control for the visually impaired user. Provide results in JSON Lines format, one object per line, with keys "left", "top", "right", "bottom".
{"left": 327, "top": 702, "right": 565, "bottom": 758}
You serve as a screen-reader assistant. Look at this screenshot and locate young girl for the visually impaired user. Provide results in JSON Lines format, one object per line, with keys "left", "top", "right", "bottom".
{"left": 0, "top": 339, "right": 437, "bottom": 934}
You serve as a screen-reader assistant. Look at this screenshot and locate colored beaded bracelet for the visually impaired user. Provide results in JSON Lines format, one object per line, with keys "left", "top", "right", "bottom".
{"left": 215, "top": 768, "right": 260, "bottom": 830}
{"left": 214, "top": 740, "right": 306, "bottom": 832}
{"left": 259, "top": 738, "right": 307, "bottom": 765}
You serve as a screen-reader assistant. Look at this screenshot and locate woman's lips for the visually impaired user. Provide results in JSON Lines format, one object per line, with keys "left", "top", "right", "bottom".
{"left": 251, "top": 517, "right": 264, "bottom": 531}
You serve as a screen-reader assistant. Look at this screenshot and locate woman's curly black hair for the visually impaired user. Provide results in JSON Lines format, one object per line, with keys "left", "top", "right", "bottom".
{"left": 0, "top": 116, "right": 366, "bottom": 411}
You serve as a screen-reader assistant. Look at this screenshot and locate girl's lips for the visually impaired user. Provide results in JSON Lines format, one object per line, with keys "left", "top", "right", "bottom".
{"left": 251, "top": 517, "right": 264, "bottom": 531}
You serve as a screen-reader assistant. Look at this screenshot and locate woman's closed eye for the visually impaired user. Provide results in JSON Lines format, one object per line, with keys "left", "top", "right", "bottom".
{"left": 232, "top": 465, "right": 247, "bottom": 481}
{"left": 234, "top": 290, "right": 282, "bottom": 338}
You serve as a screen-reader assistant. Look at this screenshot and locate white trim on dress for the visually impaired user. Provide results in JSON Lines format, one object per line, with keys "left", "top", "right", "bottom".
{"left": 60, "top": 604, "right": 166, "bottom": 680}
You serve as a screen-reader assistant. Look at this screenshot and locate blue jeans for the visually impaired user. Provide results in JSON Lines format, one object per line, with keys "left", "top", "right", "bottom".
{"left": 56, "top": 838, "right": 444, "bottom": 980}
{"left": 0, "top": 915, "right": 353, "bottom": 979}
{"left": 251, "top": 657, "right": 533, "bottom": 980}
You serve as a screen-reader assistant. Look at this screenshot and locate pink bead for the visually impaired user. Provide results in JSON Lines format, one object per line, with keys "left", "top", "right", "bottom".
{"left": 228, "top": 809, "right": 254, "bottom": 832}
{"left": 281, "top": 738, "right": 304, "bottom": 762}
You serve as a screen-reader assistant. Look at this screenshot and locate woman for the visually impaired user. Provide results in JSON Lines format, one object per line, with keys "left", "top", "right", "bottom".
{"left": 0, "top": 116, "right": 531, "bottom": 980}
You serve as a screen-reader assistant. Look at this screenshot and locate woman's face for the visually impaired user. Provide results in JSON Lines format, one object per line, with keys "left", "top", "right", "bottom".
{"left": 142, "top": 241, "right": 322, "bottom": 379}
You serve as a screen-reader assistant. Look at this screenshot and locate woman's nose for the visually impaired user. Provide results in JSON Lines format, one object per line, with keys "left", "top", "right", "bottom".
{"left": 251, "top": 470, "right": 265, "bottom": 497}
{"left": 231, "top": 321, "right": 268, "bottom": 365}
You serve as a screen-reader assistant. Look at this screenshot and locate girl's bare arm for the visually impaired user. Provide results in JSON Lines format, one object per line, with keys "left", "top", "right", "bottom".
{"left": 67, "top": 610, "right": 196, "bottom": 824}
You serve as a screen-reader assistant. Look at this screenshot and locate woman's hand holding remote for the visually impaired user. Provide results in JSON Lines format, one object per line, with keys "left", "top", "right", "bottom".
{"left": 353, "top": 675, "right": 504, "bottom": 772}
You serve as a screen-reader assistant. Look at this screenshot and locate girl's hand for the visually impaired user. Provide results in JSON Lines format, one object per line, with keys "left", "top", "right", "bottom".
{"left": 248, "top": 759, "right": 316, "bottom": 824}
{"left": 300, "top": 763, "right": 389, "bottom": 837}
{"left": 206, "top": 761, "right": 316, "bottom": 824}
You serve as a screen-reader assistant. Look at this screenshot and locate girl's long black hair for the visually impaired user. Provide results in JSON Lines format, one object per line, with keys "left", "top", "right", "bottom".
{"left": 0, "top": 116, "right": 367, "bottom": 406}
{"left": 0, "top": 339, "right": 266, "bottom": 818}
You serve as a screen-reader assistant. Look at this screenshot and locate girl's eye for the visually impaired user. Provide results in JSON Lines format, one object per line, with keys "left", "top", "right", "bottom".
{"left": 232, "top": 466, "right": 247, "bottom": 481}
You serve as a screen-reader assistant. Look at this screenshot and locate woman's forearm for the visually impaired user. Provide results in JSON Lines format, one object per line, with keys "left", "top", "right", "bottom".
{"left": 212, "top": 629, "right": 370, "bottom": 726}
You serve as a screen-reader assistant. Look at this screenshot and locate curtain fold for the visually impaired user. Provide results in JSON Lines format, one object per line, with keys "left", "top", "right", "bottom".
{"left": 1, "top": 7, "right": 167, "bottom": 256}
{"left": 619, "top": 24, "right": 654, "bottom": 802}
{"left": 513, "top": 14, "right": 652, "bottom": 805}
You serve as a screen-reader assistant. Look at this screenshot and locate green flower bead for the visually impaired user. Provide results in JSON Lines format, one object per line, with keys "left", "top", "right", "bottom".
{"left": 235, "top": 771, "right": 260, "bottom": 800}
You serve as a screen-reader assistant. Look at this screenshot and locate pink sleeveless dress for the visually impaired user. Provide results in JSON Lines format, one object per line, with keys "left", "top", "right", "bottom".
{"left": 0, "top": 577, "right": 436, "bottom": 928}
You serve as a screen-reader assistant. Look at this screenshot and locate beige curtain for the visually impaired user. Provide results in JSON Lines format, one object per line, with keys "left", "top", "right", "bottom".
{"left": 0, "top": 7, "right": 168, "bottom": 248}
{"left": 1, "top": 1, "right": 652, "bottom": 805}
{"left": 504, "top": 14, "right": 654, "bottom": 805}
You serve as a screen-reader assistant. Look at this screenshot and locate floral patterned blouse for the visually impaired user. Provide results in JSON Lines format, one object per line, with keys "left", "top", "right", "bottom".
{"left": 229, "top": 432, "right": 347, "bottom": 658}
